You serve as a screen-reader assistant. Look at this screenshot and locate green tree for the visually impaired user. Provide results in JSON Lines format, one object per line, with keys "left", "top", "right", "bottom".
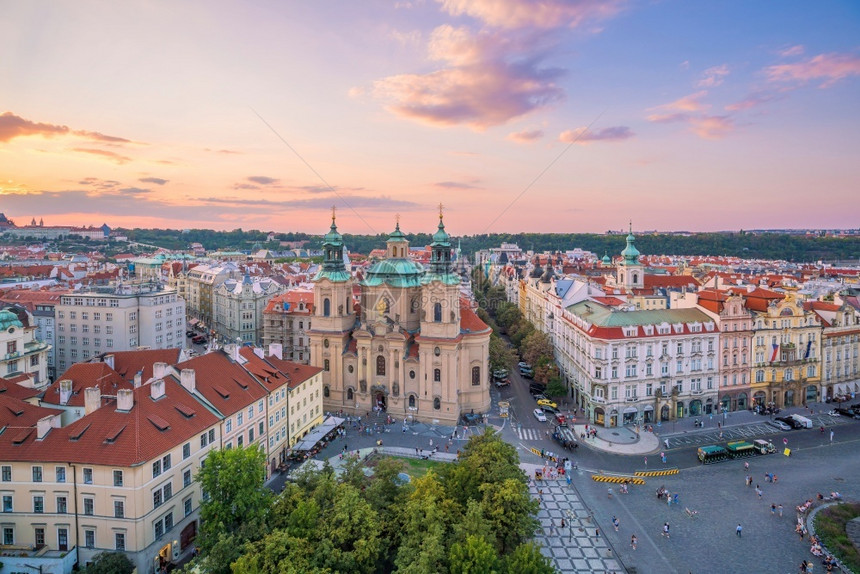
{"left": 394, "top": 472, "right": 458, "bottom": 574}
{"left": 314, "top": 483, "right": 382, "bottom": 574}
{"left": 448, "top": 534, "right": 501, "bottom": 574}
{"left": 544, "top": 376, "right": 567, "bottom": 399}
{"left": 489, "top": 334, "right": 517, "bottom": 372}
{"left": 502, "top": 542, "right": 557, "bottom": 574}
{"left": 196, "top": 445, "right": 272, "bottom": 558}
{"left": 480, "top": 479, "right": 540, "bottom": 554}
{"left": 83, "top": 552, "right": 134, "bottom": 574}
{"left": 441, "top": 429, "right": 526, "bottom": 508}
{"left": 522, "top": 331, "right": 554, "bottom": 369}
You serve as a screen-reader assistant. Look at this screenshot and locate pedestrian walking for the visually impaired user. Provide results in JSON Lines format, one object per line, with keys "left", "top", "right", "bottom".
{"left": 631, "top": 534, "right": 637, "bottom": 550}
{"left": 736, "top": 523, "right": 743, "bottom": 537}
{"left": 661, "top": 452, "right": 667, "bottom": 464}
{"left": 830, "top": 430, "right": 834, "bottom": 443}
{"left": 561, "top": 517, "right": 566, "bottom": 530}
{"left": 612, "top": 516, "right": 619, "bottom": 531}
{"left": 429, "top": 438, "right": 433, "bottom": 447}
{"left": 756, "top": 485, "right": 763, "bottom": 499}
{"left": 644, "top": 456, "right": 648, "bottom": 467}
{"left": 664, "top": 438, "right": 670, "bottom": 449}
{"left": 778, "top": 504, "right": 784, "bottom": 517}
{"left": 594, "top": 527, "right": 600, "bottom": 540}
{"left": 662, "top": 522, "right": 670, "bottom": 538}
{"left": 771, "top": 503, "right": 776, "bottom": 516}
{"left": 744, "top": 461, "right": 749, "bottom": 471}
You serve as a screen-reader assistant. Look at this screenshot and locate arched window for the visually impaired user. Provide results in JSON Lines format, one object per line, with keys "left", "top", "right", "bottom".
{"left": 434, "top": 302, "right": 442, "bottom": 322}
{"left": 323, "top": 298, "right": 330, "bottom": 317}
{"left": 376, "top": 356, "right": 386, "bottom": 376}
{"left": 323, "top": 385, "right": 330, "bottom": 398}
{"left": 471, "top": 366, "right": 480, "bottom": 386}
{"left": 632, "top": 273, "right": 638, "bottom": 284}
{"left": 434, "top": 368, "right": 441, "bottom": 382}
{"left": 324, "top": 359, "right": 330, "bottom": 372}
{"left": 433, "top": 397, "right": 441, "bottom": 410}
{"left": 347, "top": 388, "right": 354, "bottom": 401}
{"left": 408, "top": 395, "right": 415, "bottom": 408}
{"left": 784, "top": 369, "right": 793, "bottom": 381}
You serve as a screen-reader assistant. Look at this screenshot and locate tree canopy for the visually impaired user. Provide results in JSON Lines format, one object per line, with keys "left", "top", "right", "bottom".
{"left": 199, "top": 431, "right": 553, "bottom": 574}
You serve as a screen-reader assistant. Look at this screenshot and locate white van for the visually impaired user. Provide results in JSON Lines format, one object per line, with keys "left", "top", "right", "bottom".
{"left": 790, "top": 414, "right": 813, "bottom": 428}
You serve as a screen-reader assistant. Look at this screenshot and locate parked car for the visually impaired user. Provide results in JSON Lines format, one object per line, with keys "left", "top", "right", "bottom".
{"left": 529, "top": 383, "right": 546, "bottom": 394}
{"left": 834, "top": 407, "right": 860, "bottom": 419}
{"left": 541, "top": 405, "right": 560, "bottom": 415}
{"left": 774, "top": 416, "right": 802, "bottom": 429}
{"left": 537, "top": 398, "right": 558, "bottom": 409}
{"left": 518, "top": 362, "right": 531, "bottom": 370}
{"left": 192, "top": 335, "right": 208, "bottom": 344}
{"left": 533, "top": 394, "right": 548, "bottom": 403}
{"left": 533, "top": 408, "right": 547, "bottom": 422}
{"left": 494, "top": 378, "right": 511, "bottom": 388}
{"left": 520, "top": 369, "right": 534, "bottom": 379}
{"left": 767, "top": 419, "right": 792, "bottom": 431}
{"left": 555, "top": 413, "right": 567, "bottom": 425}
{"left": 185, "top": 330, "right": 194, "bottom": 337}
{"left": 492, "top": 368, "right": 508, "bottom": 380}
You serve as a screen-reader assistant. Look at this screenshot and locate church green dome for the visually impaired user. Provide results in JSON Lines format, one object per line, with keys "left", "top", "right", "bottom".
{"left": 431, "top": 218, "right": 450, "bottom": 246}
{"left": 388, "top": 222, "right": 408, "bottom": 242}
{"left": 0, "top": 309, "right": 23, "bottom": 331}
{"left": 602, "top": 252, "right": 611, "bottom": 265}
{"left": 621, "top": 224, "right": 640, "bottom": 265}
{"left": 363, "top": 258, "right": 425, "bottom": 288}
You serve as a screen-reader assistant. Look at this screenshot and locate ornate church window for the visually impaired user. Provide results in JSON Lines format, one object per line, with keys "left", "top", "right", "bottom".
{"left": 434, "top": 302, "right": 442, "bottom": 322}
{"left": 472, "top": 366, "right": 480, "bottom": 386}
{"left": 376, "top": 356, "right": 386, "bottom": 376}
{"left": 408, "top": 395, "right": 415, "bottom": 408}
{"left": 323, "top": 298, "right": 330, "bottom": 317}
{"left": 433, "top": 397, "right": 441, "bottom": 410}
{"left": 434, "top": 368, "right": 441, "bottom": 382}
{"left": 347, "top": 388, "right": 354, "bottom": 401}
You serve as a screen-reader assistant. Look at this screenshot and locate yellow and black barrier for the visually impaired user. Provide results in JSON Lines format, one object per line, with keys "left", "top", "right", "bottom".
{"left": 591, "top": 474, "right": 645, "bottom": 485}
{"left": 635, "top": 468, "right": 679, "bottom": 477}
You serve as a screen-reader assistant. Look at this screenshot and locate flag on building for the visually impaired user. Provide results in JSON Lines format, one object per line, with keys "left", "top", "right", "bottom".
{"left": 770, "top": 343, "right": 780, "bottom": 362}
{"left": 805, "top": 340, "right": 812, "bottom": 359}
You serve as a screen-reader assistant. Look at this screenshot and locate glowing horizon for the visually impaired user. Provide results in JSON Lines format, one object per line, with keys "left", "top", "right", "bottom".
{"left": 1, "top": 1, "right": 859, "bottom": 236}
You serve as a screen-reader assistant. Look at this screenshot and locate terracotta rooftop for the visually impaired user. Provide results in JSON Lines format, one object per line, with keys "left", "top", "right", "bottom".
{"left": 261, "top": 355, "right": 322, "bottom": 389}
{"left": 174, "top": 350, "right": 268, "bottom": 416}
{"left": 42, "top": 363, "right": 131, "bottom": 408}
{"left": 0, "top": 376, "right": 41, "bottom": 401}
{"left": 100, "top": 348, "right": 182, "bottom": 382}
{"left": 0, "top": 395, "right": 63, "bottom": 428}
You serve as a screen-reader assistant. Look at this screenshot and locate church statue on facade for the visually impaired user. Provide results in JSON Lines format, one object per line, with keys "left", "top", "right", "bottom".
{"left": 308, "top": 207, "right": 491, "bottom": 425}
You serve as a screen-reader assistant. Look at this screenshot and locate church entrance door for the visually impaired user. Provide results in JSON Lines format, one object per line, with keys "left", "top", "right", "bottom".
{"left": 376, "top": 393, "right": 387, "bottom": 411}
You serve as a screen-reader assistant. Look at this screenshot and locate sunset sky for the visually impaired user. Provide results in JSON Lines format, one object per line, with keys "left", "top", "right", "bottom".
{"left": 1, "top": 1, "right": 859, "bottom": 236}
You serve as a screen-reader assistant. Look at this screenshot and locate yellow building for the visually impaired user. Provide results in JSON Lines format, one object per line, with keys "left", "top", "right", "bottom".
{"left": 751, "top": 293, "right": 822, "bottom": 408}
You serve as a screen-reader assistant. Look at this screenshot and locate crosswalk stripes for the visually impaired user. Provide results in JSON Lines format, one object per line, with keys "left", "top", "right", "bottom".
{"left": 517, "top": 428, "right": 544, "bottom": 441}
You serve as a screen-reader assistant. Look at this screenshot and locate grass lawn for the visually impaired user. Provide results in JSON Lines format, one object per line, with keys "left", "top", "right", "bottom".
{"left": 813, "top": 502, "right": 860, "bottom": 573}
{"left": 365, "top": 455, "right": 447, "bottom": 479}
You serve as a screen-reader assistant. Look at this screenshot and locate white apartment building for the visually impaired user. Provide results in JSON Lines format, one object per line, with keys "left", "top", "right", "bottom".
{"left": 181, "top": 263, "right": 238, "bottom": 329}
{"left": 54, "top": 283, "right": 185, "bottom": 374}
{"left": 213, "top": 276, "right": 283, "bottom": 345}
{"left": 558, "top": 301, "right": 720, "bottom": 427}
{"left": 0, "top": 308, "right": 51, "bottom": 388}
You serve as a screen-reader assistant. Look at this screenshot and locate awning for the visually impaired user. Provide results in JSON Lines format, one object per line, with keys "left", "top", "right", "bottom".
{"left": 188, "top": 318, "right": 199, "bottom": 326}
{"left": 292, "top": 416, "right": 346, "bottom": 451}
{"left": 623, "top": 407, "right": 638, "bottom": 414}
{"left": 642, "top": 405, "right": 654, "bottom": 411}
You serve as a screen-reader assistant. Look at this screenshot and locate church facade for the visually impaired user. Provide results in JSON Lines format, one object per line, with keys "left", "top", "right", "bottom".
{"left": 307, "top": 212, "right": 491, "bottom": 425}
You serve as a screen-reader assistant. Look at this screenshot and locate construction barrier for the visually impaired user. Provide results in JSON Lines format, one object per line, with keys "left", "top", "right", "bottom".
{"left": 591, "top": 474, "right": 645, "bottom": 485}
{"left": 635, "top": 468, "right": 679, "bottom": 477}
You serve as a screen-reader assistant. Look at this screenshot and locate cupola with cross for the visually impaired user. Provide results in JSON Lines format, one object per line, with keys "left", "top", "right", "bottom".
{"left": 616, "top": 221, "right": 644, "bottom": 289}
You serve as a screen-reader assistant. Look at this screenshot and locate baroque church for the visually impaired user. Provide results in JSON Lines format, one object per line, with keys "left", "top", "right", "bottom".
{"left": 307, "top": 210, "right": 491, "bottom": 425}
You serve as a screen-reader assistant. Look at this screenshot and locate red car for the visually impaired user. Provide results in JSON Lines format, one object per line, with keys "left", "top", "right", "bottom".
{"left": 555, "top": 413, "right": 567, "bottom": 426}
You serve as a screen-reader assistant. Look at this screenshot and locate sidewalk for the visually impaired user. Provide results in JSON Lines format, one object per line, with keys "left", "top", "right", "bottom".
{"left": 572, "top": 424, "right": 660, "bottom": 456}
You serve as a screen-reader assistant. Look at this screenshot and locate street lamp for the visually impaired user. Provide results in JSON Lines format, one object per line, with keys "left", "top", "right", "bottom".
{"left": 566, "top": 509, "right": 574, "bottom": 543}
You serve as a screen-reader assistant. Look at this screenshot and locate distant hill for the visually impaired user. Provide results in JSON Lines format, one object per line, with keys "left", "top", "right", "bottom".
{"left": 114, "top": 227, "right": 860, "bottom": 263}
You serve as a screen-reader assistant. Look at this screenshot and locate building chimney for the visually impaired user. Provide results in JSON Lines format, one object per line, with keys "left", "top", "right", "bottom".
{"left": 150, "top": 379, "right": 166, "bottom": 400}
{"left": 153, "top": 362, "right": 168, "bottom": 380}
{"left": 133, "top": 370, "right": 142, "bottom": 388}
{"left": 180, "top": 369, "right": 196, "bottom": 393}
{"left": 253, "top": 347, "right": 264, "bottom": 359}
{"left": 59, "top": 379, "right": 73, "bottom": 405}
{"left": 104, "top": 354, "right": 115, "bottom": 369}
{"left": 84, "top": 386, "right": 101, "bottom": 415}
{"left": 268, "top": 343, "right": 283, "bottom": 360}
{"left": 37, "top": 415, "right": 56, "bottom": 440}
{"left": 117, "top": 388, "right": 134, "bottom": 411}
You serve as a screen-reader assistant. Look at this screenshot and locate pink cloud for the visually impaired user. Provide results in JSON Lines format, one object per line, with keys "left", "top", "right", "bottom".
{"left": 437, "top": 0, "right": 626, "bottom": 29}
{"left": 765, "top": 52, "right": 860, "bottom": 87}
{"left": 558, "top": 125, "right": 634, "bottom": 144}
{"left": 697, "top": 64, "right": 730, "bottom": 88}
{"left": 689, "top": 116, "right": 734, "bottom": 139}
{"left": 725, "top": 92, "right": 777, "bottom": 112}
{"left": 371, "top": 25, "right": 564, "bottom": 129}
{"left": 0, "top": 112, "right": 130, "bottom": 143}
{"left": 778, "top": 45, "right": 805, "bottom": 57}
{"left": 71, "top": 148, "right": 133, "bottom": 164}
{"left": 506, "top": 128, "right": 544, "bottom": 143}
{"left": 656, "top": 91, "right": 710, "bottom": 113}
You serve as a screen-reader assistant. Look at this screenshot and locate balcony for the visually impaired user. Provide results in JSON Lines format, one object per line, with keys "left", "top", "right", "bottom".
{"left": 691, "top": 389, "right": 703, "bottom": 395}
{"left": 624, "top": 396, "right": 639, "bottom": 402}
{"left": 591, "top": 396, "right": 606, "bottom": 404}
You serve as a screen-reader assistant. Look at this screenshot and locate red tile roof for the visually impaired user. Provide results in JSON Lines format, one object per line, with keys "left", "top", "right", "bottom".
{"left": 592, "top": 296, "right": 626, "bottom": 307}
{"left": 0, "top": 378, "right": 220, "bottom": 466}
{"left": 261, "top": 355, "right": 322, "bottom": 390}
{"left": 0, "top": 376, "right": 41, "bottom": 401}
{"left": 174, "top": 351, "right": 268, "bottom": 415}
{"left": 460, "top": 299, "right": 490, "bottom": 335}
{"left": 643, "top": 275, "right": 701, "bottom": 289}
{"left": 238, "top": 347, "right": 292, "bottom": 392}
{"left": 43, "top": 363, "right": 131, "bottom": 408}
{"left": 0, "top": 395, "right": 63, "bottom": 428}
{"left": 103, "top": 348, "right": 182, "bottom": 382}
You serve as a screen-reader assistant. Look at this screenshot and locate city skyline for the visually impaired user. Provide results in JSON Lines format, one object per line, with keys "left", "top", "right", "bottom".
{"left": 1, "top": 1, "right": 859, "bottom": 235}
